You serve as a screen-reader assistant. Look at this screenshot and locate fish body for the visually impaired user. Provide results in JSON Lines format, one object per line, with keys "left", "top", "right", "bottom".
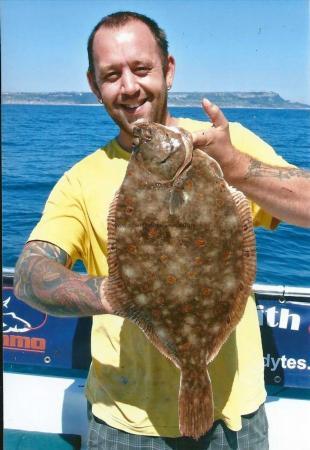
{"left": 106, "top": 122, "right": 256, "bottom": 439}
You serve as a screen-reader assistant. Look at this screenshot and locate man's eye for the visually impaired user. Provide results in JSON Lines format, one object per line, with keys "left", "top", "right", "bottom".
{"left": 135, "top": 67, "right": 149, "bottom": 75}
{"left": 105, "top": 73, "right": 119, "bottom": 82}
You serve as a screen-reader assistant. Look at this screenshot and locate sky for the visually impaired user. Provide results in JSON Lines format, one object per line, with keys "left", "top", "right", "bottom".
{"left": 1, "top": 0, "right": 309, "bottom": 104}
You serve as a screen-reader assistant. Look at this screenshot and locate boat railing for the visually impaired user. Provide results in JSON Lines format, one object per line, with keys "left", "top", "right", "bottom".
{"left": 3, "top": 266, "right": 310, "bottom": 300}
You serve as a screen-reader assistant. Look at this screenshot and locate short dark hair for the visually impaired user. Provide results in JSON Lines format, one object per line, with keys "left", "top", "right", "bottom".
{"left": 87, "top": 11, "right": 169, "bottom": 74}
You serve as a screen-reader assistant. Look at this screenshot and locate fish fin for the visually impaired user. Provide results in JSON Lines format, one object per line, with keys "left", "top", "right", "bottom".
{"left": 228, "top": 185, "right": 256, "bottom": 292}
{"left": 206, "top": 187, "right": 256, "bottom": 363}
{"left": 179, "top": 365, "right": 214, "bottom": 439}
{"left": 209, "top": 186, "right": 256, "bottom": 364}
{"left": 169, "top": 189, "right": 185, "bottom": 215}
{"left": 105, "top": 189, "right": 130, "bottom": 314}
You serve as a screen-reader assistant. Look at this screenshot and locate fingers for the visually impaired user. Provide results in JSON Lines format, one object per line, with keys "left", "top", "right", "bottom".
{"left": 202, "top": 98, "right": 228, "bottom": 128}
{"left": 192, "top": 99, "right": 229, "bottom": 149}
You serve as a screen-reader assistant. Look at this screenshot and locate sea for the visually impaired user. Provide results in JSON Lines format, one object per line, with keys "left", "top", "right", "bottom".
{"left": 2, "top": 105, "right": 310, "bottom": 287}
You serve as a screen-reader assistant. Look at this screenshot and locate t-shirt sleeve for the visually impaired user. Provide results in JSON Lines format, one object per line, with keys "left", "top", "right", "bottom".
{"left": 28, "top": 171, "right": 87, "bottom": 262}
{"left": 230, "top": 122, "right": 294, "bottom": 230}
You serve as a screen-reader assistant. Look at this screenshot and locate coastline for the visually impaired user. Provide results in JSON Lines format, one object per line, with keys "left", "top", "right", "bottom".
{"left": 3, "top": 90, "right": 309, "bottom": 109}
{"left": 2, "top": 102, "right": 310, "bottom": 110}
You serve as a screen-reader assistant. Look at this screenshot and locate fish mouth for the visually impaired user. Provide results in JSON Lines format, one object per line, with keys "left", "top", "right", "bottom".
{"left": 131, "top": 122, "right": 193, "bottom": 177}
{"left": 132, "top": 120, "right": 152, "bottom": 148}
{"left": 159, "top": 153, "right": 171, "bottom": 164}
{"left": 157, "top": 144, "right": 178, "bottom": 164}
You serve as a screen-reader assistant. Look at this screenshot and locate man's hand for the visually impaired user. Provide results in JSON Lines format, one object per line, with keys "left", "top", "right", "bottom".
{"left": 191, "top": 99, "right": 246, "bottom": 180}
{"left": 191, "top": 99, "right": 310, "bottom": 227}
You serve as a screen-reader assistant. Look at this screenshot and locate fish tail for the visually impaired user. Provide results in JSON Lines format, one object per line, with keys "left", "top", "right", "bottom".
{"left": 178, "top": 367, "right": 214, "bottom": 440}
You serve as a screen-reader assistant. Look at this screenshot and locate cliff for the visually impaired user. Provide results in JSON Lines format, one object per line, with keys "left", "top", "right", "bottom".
{"left": 2, "top": 91, "right": 309, "bottom": 109}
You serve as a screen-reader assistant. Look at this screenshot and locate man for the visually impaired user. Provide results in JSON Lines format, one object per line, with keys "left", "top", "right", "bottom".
{"left": 14, "top": 11, "right": 310, "bottom": 450}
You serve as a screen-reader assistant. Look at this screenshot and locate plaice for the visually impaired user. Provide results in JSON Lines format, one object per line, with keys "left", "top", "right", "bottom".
{"left": 106, "top": 121, "right": 256, "bottom": 439}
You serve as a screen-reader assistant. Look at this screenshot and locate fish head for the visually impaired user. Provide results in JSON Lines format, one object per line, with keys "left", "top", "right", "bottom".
{"left": 132, "top": 121, "right": 193, "bottom": 181}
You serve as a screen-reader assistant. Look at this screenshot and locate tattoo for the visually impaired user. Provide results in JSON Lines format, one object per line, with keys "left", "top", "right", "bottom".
{"left": 245, "top": 159, "right": 310, "bottom": 180}
{"left": 22, "top": 241, "right": 72, "bottom": 266}
{"left": 14, "top": 241, "right": 106, "bottom": 316}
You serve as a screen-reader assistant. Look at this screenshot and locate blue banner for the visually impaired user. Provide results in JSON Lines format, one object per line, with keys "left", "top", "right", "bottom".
{"left": 255, "top": 293, "right": 310, "bottom": 388}
{"left": 3, "top": 274, "right": 310, "bottom": 388}
{"left": 3, "top": 276, "right": 91, "bottom": 370}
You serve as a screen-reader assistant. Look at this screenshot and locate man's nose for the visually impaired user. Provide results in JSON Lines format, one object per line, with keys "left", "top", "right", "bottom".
{"left": 121, "top": 70, "right": 139, "bottom": 96}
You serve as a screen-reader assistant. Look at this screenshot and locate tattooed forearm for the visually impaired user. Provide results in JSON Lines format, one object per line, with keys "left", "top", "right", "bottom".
{"left": 14, "top": 241, "right": 111, "bottom": 316}
{"left": 245, "top": 159, "right": 310, "bottom": 180}
{"left": 234, "top": 156, "right": 310, "bottom": 227}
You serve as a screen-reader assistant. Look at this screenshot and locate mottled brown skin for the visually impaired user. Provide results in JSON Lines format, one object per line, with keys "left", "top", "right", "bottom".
{"left": 106, "top": 122, "right": 256, "bottom": 439}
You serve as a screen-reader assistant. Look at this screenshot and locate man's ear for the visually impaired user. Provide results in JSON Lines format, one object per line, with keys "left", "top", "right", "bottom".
{"left": 165, "top": 55, "right": 176, "bottom": 89}
{"left": 87, "top": 70, "right": 101, "bottom": 101}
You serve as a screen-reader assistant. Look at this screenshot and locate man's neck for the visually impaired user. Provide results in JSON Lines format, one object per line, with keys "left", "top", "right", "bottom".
{"left": 116, "top": 135, "right": 133, "bottom": 153}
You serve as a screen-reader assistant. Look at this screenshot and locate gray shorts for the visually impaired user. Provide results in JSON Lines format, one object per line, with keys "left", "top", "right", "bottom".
{"left": 87, "top": 403, "right": 268, "bottom": 449}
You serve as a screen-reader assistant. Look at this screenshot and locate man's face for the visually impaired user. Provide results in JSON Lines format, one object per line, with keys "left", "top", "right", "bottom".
{"left": 88, "top": 20, "right": 175, "bottom": 148}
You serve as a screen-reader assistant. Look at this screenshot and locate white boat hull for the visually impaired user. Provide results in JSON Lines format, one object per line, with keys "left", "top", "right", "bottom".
{"left": 4, "top": 371, "right": 309, "bottom": 450}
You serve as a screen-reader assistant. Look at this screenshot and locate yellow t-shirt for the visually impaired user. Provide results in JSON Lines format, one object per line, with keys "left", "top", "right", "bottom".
{"left": 28, "top": 118, "right": 290, "bottom": 436}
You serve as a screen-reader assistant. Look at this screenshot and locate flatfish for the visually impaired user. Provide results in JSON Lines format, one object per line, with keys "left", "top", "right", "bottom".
{"left": 106, "top": 121, "right": 256, "bottom": 439}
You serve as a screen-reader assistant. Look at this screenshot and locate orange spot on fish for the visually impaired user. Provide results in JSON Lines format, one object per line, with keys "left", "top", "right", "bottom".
{"left": 181, "top": 304, "right": 193, "bottom": 313}
{"left": 125, "top": 206, "right": 134, "bottom": 215}
{"left": 127, "top": 244, "right": 136, "bottom": 253}
{"left": 166, "top": 274, "right": 177, "bottom": 285}
{"left": 124, "top": 196, "right": 133, "bottom": 205}
{"left": 202, "top": 287, "right": 212, "bottom": 296}
{"left": 160, "top": 255, "right": 168, "bottom": 262}
{"left": 157, "top": 297, "right": 165, "bottom": 305}
{"left": 195, "top": 238, "right": 206, "bottom": 248}
{"left": 148, "top": 227, "right": 158, "bottom": 238}
{"left": 187, "top": 271, "right": 197, "bottom": 279}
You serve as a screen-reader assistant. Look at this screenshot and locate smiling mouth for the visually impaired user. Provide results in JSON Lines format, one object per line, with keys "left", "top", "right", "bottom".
{"left": 121, "top": 99, "right": 147, "bottom": 112}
